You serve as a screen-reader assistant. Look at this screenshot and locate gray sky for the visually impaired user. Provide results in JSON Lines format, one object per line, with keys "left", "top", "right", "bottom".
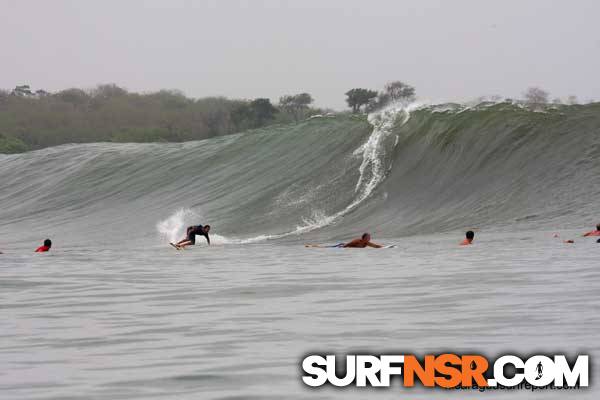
{"left": 2, "top": 0, "right": 599, "bottom": 109}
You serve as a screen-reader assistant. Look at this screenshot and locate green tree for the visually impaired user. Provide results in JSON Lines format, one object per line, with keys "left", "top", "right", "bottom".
{"left": 523, "top": 87, "right": 549, "bottom": 109}
{"left": 55, "top": 88, "right": 90, "bottom": 106}
{"left": 365, "top": 92, "right": 390, "bottom": 112}
{"left": 0, "top": 84, "right": 321, "bottom": 153}
{"left": 249, "top": 98, "right": 278, "bottom": 126}
{"left": 0, "top": 134, "right": 28, "bottom": 153}
{"left": 0, "top": 89, "right": 9, "bottom": 104}
{"left": 12, "top": 85, "right": 34, "bottom": 97}
{"left": 345, "top": 88, "right": 378, "bottom": 113}
{"left": 384, "top": 81, "right": 416, "bottom": 103}
{"left": 90, "top": 83, "right": 128, "bottom": 99}
{"left": 279, "top": 93, "right": 313, "bottom": 122}
{"left": 364, "top": 81, "right": 417, "bottom": 112}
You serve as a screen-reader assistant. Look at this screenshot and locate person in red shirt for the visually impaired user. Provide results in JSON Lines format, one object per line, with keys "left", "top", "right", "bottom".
{"left": 460, "top": 230, "right": 475, "bottom": 245}
{"left": 583, "top": 224, "right": 600, "bottom": 237}
{"left": 35, "top": 238, "right": 52, "bottom": 252}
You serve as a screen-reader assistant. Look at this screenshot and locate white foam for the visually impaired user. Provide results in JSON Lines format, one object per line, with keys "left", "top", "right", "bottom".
{"left": 156, "top": 208, "right": 201, "bottom": 243}
{"left": 353, "top": 102, "right": 410, "bottom": 198}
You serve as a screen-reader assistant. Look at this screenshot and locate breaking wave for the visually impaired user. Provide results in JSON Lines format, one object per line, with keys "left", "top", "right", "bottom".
{"left": 1, "top": 101, "right": 599, "bottom": 246}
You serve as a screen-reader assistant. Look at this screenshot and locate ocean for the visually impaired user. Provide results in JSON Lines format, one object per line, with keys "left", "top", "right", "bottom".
{"left": 1, "top": 102, "right": 599, "bottom": 399}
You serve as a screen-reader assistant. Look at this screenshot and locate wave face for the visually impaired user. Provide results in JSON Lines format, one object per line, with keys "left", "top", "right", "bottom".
{"left": 1, "top": 103, "right": 599, "bottom": 246}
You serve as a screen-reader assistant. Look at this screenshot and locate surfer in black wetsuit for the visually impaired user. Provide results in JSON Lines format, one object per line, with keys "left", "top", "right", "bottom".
{"left": 174, "top": 224, "right": 211, "bottom": 249}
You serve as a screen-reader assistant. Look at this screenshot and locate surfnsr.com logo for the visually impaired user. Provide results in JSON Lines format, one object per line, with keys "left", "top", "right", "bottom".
{"left": 301, "top": 354, "right": 589, "bottom": 389}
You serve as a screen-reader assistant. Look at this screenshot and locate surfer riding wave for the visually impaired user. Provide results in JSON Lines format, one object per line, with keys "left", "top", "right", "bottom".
{"left": 171, "top": 224, "right": 211, "bottom": 249}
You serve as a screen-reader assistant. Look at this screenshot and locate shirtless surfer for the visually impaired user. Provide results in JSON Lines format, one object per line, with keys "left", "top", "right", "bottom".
{"left": 306, "top": 233, "right": 383, "bottom": 248}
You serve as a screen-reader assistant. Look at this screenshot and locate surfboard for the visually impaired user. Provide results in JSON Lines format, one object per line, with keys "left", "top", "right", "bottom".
{"left": 305, "top": 244, "right": 396, "bottom": 248}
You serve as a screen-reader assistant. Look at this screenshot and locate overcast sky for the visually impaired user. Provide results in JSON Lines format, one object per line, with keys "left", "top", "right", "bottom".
{"left": 2, "top": 0, "right": 599, "bottom": 109}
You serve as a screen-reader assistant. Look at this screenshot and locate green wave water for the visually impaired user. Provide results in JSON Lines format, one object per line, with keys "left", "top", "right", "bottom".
{"left": 1, "top": 102, "right": 599, "bottom": 247}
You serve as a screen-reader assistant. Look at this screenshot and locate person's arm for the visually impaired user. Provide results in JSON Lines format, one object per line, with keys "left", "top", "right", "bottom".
{"left": 367, "top": 241, "right": 383, "bottom": 248}
{"left": 205, "top": 233, "right": 210, "bottom": 245}
{"left": 583, "top": 231, "right": 593, "bottom": 237}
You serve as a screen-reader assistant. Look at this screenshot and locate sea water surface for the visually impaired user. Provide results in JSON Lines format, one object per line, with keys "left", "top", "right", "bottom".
{"left": 1, "top": 231, "right": 599, "bottom": 399}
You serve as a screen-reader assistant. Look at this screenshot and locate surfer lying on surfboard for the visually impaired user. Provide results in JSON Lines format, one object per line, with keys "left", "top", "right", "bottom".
{"left": 305, "top": 233, "right": 383, "bottom": 248}
{"left": 171, "top": 224, "right": 211, "bottom": 249}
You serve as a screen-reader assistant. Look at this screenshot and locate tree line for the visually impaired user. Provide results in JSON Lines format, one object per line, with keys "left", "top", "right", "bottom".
{"left": 344, "top": 82, "right": 588, "bottom": 112}
{"left": 345, "top": 81, "right": 416, "bottom": 113}
{"left": 521, "top": 87, "right": 580, "bottom": 108}
{"left": 1, "top": 81, "right": 589, "bottom": 154}
{"left": 0, "top": 84, "right": 322, "bottom": 153}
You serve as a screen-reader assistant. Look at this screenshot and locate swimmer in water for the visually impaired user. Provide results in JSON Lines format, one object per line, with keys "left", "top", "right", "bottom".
{"left": 583, "top": 223, "right": 600, "bottom": 237}
{"left": 460, "top": 230, "right": 475, "bottom": 245}
{"left": 35, "top": 238, "right": 52, "bottom": 252}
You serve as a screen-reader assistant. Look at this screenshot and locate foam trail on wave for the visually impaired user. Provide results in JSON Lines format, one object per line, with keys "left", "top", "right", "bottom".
{"left": 353, "top": 102, "right": 413, "bottom": 202}
{"left": 157, "top": 208, "right": 246, "bottom": 245}
{"left": 225, "top": 102, "right": 414, "bottom": 242}
{"left": 214, "top": 211, "right": 338, "bottom": 244}
{"left": 156, "top": 208, "right": 201, "bottom": 243}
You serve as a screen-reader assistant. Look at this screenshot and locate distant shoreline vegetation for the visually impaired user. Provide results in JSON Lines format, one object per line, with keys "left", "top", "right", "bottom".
{"left": 0, "top": 84, "right": 329, "bottom": 154}
{"left": 0, "top": 83, "right": 587, "bottom": 154}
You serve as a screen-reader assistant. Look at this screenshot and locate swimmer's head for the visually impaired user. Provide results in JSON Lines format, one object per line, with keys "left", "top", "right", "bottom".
{"left": 43, "top": 238, "right": 52, "bottom": 248}
{"left": 596, "top": 223, "right": 600, "bottom": 231}
{"left": 204, "top": 224, "right": 211, "bottom": 233}
{"left": 362, "top": 233, "right": 371, "bottom": 241}
{"left": 466, "top": 230, "right": 475, "bottom": 240}
{"left": 597, "top": 238, "right": 600, "bottom": 243}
